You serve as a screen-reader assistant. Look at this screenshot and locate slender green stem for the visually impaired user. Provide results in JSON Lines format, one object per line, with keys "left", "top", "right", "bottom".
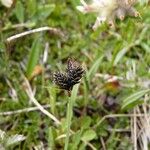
{"left": 64, "top": 84, "right": 79, "bottom": 150}
{"left": 64, "top": 97, "right": 73, "bottom": 150}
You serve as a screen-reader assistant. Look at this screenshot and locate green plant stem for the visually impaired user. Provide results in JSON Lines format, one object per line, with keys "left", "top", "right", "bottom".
{"left": 64, "top": 84, "right": 79, "bottom": 150}
{"left": 64, "top": 97, "right": 73, "bottom": 150}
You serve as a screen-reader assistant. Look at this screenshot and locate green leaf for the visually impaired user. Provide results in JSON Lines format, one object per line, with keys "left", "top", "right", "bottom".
{"left": 122, "top": 89, "right": 150, "bottom": 110}
{"left": 15, "top": 1, "right": 24, "bottom": 23}
{"left": 86, "top": 56, "right": 103, "bottom": 81}
{"left": 48, "top": 86, "right": 56, "bottom": 115}
{"left": 27, "top": 0, "right": 37, "bottom": 17}
{"left": 141, "top": 43, "right": 150, "bottom": 53}
{"left": 26, "top": 38, "right": 42, "bottom": 78}
{"left": 72, "top": 130, "right": 82, "bottom": 150}
{"left": 82, "top": 129, "right": 97, "bottom": 141}
{"left": 36, "top": 4, "right": 55, "bottom": 21}
{"left": 113, "top": 47, "right": 128, "bottom": 66}
{"left": 96, "top": 122, "right": 108, "bottom": 137}
{"left": 80, "top": 116, "right": 92, "bottom": 129}
{"left": 39, "top": 4, "right": 55, "bottom": 17}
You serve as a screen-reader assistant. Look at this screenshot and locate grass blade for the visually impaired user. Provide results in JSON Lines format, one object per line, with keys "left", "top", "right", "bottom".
{"left": 15, "top": 1, "right": 24, "bottom": 23}
{"left": 26, "top": 38, "right": 41, "bottom": 78}
{"left": 86, "top": 56, "right": 103, "bottom": 81}
{"left": 64, "top": 84, "right": 79, "bottom": 150}
{"left": 121, "top": 89, "right": 150, "bottom": 110}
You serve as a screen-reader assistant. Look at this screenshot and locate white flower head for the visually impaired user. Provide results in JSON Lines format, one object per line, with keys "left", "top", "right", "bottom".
{"left": 77, "top": 0, "right": 117, "bottom": 14}
{"left": 77, "top": 0, "right": 140, "bottom": 30}
{"left": 1, "top": 0, "right": 13, "bottom": 8}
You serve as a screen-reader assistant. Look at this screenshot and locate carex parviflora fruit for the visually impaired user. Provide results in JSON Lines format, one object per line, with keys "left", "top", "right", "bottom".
{"left": 53, "top": 58, "right": 85, "bottom": 93}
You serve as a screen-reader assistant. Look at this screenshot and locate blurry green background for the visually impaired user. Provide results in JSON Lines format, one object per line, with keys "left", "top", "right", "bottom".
{"left": 0, "top": 0, "right": 150, "bottom": 149}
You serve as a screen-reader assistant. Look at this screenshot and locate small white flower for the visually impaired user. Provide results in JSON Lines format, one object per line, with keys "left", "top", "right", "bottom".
{"left": 77, "top": 0, "right": 140, "bottom": 30}
{"left": 1, "top": 0, "right": 13, "bottom": 8}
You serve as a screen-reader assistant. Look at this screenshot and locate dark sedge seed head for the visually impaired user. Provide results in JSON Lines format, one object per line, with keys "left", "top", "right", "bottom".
{"left": 53, "top": 58, "right": 85, "bottom": 92}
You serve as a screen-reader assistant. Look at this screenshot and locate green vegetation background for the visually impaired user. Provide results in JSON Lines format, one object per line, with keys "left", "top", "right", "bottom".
{"left": 0, "top": 0, "right": 150, "bottom": 149}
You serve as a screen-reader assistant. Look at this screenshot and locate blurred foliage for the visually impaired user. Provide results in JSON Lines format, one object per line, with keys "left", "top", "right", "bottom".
{"left": 0, "top": 0, "right": 150, "bottom": 149}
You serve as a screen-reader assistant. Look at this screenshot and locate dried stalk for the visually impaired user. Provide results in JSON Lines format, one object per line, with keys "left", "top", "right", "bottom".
{"left": 23, "top": 77, "right": 61, "bottom": 125}
{"left": 6, "top": 26, "right": 63, "bottom": 43}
